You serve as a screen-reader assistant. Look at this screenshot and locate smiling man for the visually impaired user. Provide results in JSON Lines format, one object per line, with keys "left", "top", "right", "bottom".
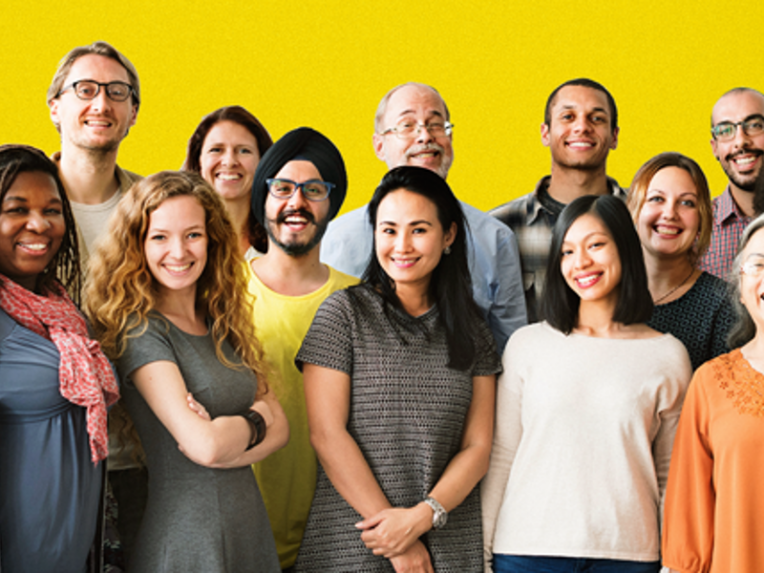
{"left": 320, "top": 82, "right": 526, "bottom": 353}
{"left": 47, "top": 41, "right": 141, "bottom": 270}
{"left": 490, "top": 78, "right": 624, "bottom": 322}
{"left": 248, "top": 127, "right": 358, "bottom": 571}
{"left": 700, "top": 87, "right": 764, "bottom": 279}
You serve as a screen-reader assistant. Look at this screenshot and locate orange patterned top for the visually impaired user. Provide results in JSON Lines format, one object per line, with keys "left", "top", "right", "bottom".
{"left": 662, "top": 349, "right": 764, "bottom": 573}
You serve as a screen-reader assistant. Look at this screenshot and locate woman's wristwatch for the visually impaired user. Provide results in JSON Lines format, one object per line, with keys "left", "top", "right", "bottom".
{"left": 423, "top": 496, "right": 448, "bottom": 530}
{"left": 241, "top": 410, "right": 267, "bottom": 451}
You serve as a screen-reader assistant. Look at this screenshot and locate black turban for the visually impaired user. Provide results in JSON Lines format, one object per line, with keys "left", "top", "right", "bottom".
{"left": 251, "top": 127, "right": 347, "bottom": 224}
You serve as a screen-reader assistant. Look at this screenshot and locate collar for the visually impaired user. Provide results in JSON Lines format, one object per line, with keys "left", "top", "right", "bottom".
{"left": 526, "top": 175, "right": 625, "bottom": 224}
{"left": 714, "top": 185, "right": 750, "bottom": 226}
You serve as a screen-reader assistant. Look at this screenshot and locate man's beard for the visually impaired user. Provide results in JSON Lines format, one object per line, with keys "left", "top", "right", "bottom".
{"left": 266, "top": 208, "right": 330, "bottom": 257}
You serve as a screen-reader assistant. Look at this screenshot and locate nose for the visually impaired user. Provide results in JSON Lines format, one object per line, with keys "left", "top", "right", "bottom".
{"left": 286, "top": 185, "right": 310, "bottom": 209}
{"left": 89, "top": 86, "right": 110, "bottom": 112}
{"left": 572, "top": 115, "right": 591, "bottom": 134}
{"left": 415, "top": 123, "right": 435, "bottom": 144}
{"left": 573, "top": 248, "right": 591, "bottom": 270}
{"left": 394, "top": 230, "right": 412, "bottom": 252}
{"left": 222, "top": 148, "right": 238, "bottom": 167}
{"left": 25, "top": 211, "right": 51, "bottom": 233}
{"left": 733, "top": 123, "right": 752, "bottom": 148}
{"left": 169, "top": 236, "right": 186, "bottom": 258}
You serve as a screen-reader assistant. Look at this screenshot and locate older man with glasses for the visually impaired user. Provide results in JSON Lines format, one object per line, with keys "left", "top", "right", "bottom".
{"left": 47, "top": 40, "right": 144, "bottom": 566}
{"left": 700, "top": 87, "right": 764, "bottom": 279}
{"left": 320, "top": 82, "right": 526, "bottom": 354}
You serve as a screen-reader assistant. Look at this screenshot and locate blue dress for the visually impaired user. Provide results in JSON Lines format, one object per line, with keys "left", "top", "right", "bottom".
{"left": 0, "top": 309, "right": 102, "bottom": 573}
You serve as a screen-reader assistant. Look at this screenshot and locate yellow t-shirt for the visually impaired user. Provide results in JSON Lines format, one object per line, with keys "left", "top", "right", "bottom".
{"left": 249, "top": 265, "right": 358, "bottom": 569}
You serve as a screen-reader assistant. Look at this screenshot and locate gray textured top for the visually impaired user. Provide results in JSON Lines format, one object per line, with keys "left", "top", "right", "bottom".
{"left": 117, "top": 312, "right": 279, "bottom": 573}
{"left": 293, "top": 285, "right": 501, "bottom": 572}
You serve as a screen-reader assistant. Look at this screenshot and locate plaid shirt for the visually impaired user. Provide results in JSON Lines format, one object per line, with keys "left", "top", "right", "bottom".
{"left": 699, "top": 186, "right": 751, "bottom": 280}
{"left": 490, "top": 176, "right": 625, "bottom": 322}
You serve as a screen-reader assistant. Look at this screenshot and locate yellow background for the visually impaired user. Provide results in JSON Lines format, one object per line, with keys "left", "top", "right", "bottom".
{"left": 0, "top": 0, "right": 759, "bottom": 214}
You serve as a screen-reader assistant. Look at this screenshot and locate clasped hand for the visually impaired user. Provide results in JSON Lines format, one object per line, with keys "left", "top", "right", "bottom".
{"left": 355, "top": 503, "right": 432, "bottom": 558}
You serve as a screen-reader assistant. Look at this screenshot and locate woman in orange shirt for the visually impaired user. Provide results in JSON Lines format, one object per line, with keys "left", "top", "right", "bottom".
{"left": 662, "top": 213, "right": 764, "bottom": 572}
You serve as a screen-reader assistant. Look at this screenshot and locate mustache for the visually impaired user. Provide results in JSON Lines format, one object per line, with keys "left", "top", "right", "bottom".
{"left": 405, "top": 143, "right": 444, "bottom": 159}
{"left": 276, "top": 209, "right": 316, "bottom": 225}
{"left": 726, "top": 148, "right": 764, "bottom": 162}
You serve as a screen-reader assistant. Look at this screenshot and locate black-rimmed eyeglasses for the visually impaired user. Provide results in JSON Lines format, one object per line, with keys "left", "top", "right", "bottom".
{"left": 57, "top": 80, "right": 135, "bottom": 103}
{"left": 266, "top": 178, "right": 334, "bottom": 202}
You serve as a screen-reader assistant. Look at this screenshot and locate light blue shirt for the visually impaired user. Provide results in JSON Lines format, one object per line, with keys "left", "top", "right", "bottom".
{"left": 320, "top": 201, "right": 527, "bottom": 353}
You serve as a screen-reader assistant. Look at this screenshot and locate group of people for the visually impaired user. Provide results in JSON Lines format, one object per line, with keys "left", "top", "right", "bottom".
{"left": 1, "top": 40, "right": 763, "bottom": 573}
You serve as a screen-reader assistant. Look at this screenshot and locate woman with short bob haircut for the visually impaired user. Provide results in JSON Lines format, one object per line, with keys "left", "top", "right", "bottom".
{"left": 662, "top": 214, "right": 764, "bottom": 573}
{"left": 86, "top": 171, "right": 286, "bottom": 572}
{"left": 183, "top": 105, "right": 273, "bottom": 257}
{"left": 483, "top": 195, "right": 691, "bottom": 573}
{"left": 627, "top": 152, "right": 733, "bottom": 371}
{"left": 294, "top": 166, "right": 501, "bottom": 572}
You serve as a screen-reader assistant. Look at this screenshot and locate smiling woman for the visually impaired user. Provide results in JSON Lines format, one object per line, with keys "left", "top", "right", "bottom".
{"left": 294, "top": 166, "right": 501, "bottom": 572}
{"left": 627, "top": 152, "right": 735, "bottom": 371}
{"left": 85, "top": 171, "right": 286, "bottom": 572}
{"left": 183, "top": 106, "right": 273, "bottom": 259}
{"left": 0, "top": 144, "right": 118, "bottom": 573}
{"left": 482, "top": 195, "right": 692, "bottom": 573}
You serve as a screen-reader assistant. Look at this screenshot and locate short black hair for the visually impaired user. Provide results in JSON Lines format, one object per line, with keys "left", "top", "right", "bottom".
{"left": 544, "top": 78, "right": 618, "bottom": 131}
{"left": 362, "top": 165, "right": 485, "bottom": 370}
{"left": 540, "top": 194, "right": 652, "bottom": 333}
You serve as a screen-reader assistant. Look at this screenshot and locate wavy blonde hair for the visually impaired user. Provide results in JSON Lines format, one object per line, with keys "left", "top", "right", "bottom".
{"left": 85, "top": 170, "right": 268, "bottom": 395}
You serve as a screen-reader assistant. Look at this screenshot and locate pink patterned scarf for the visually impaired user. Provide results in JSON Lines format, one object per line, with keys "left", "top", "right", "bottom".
{"left": 0, "top": 274, "right": 119, "bottom": 463}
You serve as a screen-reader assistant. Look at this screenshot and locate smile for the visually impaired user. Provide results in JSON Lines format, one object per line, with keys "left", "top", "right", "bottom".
{"left": 566, "top": 141, "right": 595, "bottom": 149}
{"left": 216, "top": 173, "right": 242, "bottom": 181}
{"left": 654, "top": 225, "right": 681, "bottom": 236}
{"left": 17, "top": 241, "right": 49, "bottom": 254}
{"left": 164, "top": 263, "right": 193, "bottom": 274}
{"left": 574, "top": 272, "right": 602, "bottom": 288}
{"left": 391, "top": 256, "right": 419, "bottom": 268}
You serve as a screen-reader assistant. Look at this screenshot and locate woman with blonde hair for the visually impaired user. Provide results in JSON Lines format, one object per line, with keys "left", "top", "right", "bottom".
{"left": 627, "top": 152, "right": 734, "bottom": 370}
{"left": 86, "top": 170, "right": 287, "bottom": 572}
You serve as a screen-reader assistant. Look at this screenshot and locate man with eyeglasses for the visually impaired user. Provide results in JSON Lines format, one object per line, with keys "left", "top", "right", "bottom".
{"left": 320, "top": 82, "right": 526, "bottom": 353}
{"left": 700, "top": 87, "right": 764, "bottom": 279}
{"left": 248, "top": 128, "right": 358, "bottom": 572}
{"left": 490, "top": 78, "right": 623, "bottom": 322}
{"left": 47, "top": 41, "right": 141, "bottom": 271}
{"left": 47, "top": 40, "right": 143, "bottom": 566}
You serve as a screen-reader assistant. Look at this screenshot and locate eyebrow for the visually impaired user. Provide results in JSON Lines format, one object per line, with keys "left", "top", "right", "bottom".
{"left": 559, "top": 104, "right": 608, "bottom": 115}
{"left": 2, "top": 195, "right": 62, "bottom": 205}
{"left": 717, "top": 113, "right": 764, "bottom": 124}
{"left": 148, "top": 224, "right": 205, "bottom": 232}
{"left": 378, "top": 219, "right": 434, "bottom": 227}
{"left": 396, "top": 109, "right": 444, "bottom": 119}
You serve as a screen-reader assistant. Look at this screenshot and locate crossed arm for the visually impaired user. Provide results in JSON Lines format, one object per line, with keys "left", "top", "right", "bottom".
{"left": 131, "top": 360, "right": 289, "bottom": 467}
{"left": 303, "top": 362, "right": 496, "bottom": 572}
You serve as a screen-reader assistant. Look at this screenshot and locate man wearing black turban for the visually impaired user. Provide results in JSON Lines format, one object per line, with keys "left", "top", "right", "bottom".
{"left": 247, "top": 127, "right": 359, "bottom": 571}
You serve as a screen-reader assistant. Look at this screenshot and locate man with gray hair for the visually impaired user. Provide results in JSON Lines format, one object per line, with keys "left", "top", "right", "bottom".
{"left": 321, "top": 82, "right": 526, "bottom": 353}
{"left": 47, "top": 40, "right": 141, "bottom": 269}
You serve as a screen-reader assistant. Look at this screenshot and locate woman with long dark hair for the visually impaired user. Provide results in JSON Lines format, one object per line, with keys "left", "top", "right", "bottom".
{"left": 184, "top": 105, "right": 273, "bottom": 258}
{"left": 0, "top": 144, "right": 118, "bottom": 572}
{"left": 294, "top": 166, "right": 501, "bottom": 572}
{"left": 482, "top": 195, "right": 691, "bottom": 573}
{"left": 662, "top": 214, "right": 764, "bottom": 573}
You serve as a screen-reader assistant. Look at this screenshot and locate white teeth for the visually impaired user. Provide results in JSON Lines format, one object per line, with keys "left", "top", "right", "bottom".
{"left": 166, "top": 264, "right": 191, "bottom": 272}
{"left": 576, "top": 274, "right": 599, "bottom": 286}
{"left": 414, "top": 152, "right": 436, "bottom": 158}
{"left": 568, "top": 142, "right": 594, "bottom": 149}
{"left": 87, "top": 120, "right": 109, "bottom": 126}
{"left": 217, "top": 174, "right": 241, "bottom": 180}
{"left": 284, "top": 217, "right": 307, "bottom": 224}
{"left": 21, "top": 243, "right": 47, "bottom": 251}
{"left": 656, "top": 226, "right": 680, "bottom": 235}
{"left": 734, "top": 156, "right": 756, "bottom": 166}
